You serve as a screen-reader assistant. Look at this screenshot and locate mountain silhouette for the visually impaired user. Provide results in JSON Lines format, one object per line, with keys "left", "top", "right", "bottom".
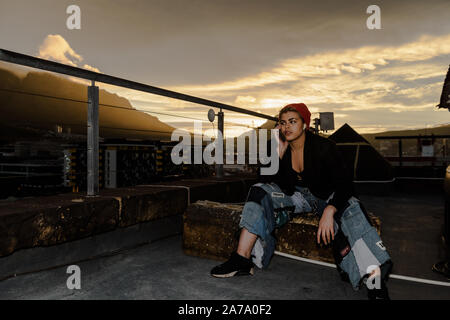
{"left": 0, "top": 63, "right": 175, "bottom": 142}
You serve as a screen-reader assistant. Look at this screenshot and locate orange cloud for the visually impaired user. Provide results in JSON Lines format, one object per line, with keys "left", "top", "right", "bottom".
{"left": 172, "top": 34, "right": 450, "bottom": 93}
{"left": 37, "top": 34, "right": 100, "bottom": 73}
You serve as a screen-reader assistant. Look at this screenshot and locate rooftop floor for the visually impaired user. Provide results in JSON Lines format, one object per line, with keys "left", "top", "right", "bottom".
{"left": 0, "top": 233, "right": 449, "bottom": 300}
{"left": 0, "top": 188, "right": 449, "bottom": 300}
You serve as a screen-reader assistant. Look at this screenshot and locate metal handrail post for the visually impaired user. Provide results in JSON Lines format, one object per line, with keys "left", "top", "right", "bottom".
{"left": 216, "top": 110, "right": 224, "bottom": 178}
{"left": 87, "top": 81, "right": 99, "bottom": 196}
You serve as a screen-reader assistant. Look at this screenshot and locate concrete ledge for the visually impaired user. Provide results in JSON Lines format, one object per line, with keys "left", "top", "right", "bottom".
{"left": 183, "top": 201, "right": 243, "bottom": 261}
{"left": 0, "top": 176, "right": 257, "bottom": 259}
{"left": 116, "top": 187, "right": 187, "bottom": 227}
{"left": 183, "top": 200, "right": 381, "bottom": 264}
{"left": 0, "top": 194, "right": 120, "bottom": 257}
{"left": 138, "top": 176, "right": 257, "bottom": 204}
{"left": 0, "top": 214, "right": 182, "bottom": 280}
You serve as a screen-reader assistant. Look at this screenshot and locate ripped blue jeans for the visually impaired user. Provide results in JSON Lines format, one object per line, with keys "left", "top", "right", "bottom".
{"left": 239, "top": 182, "right": 391, "bottom": 289}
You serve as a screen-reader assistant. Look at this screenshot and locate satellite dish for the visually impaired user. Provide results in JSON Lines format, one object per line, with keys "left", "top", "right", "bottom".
{"left": 207, "top": 109, "right": 216, "bottom": 122}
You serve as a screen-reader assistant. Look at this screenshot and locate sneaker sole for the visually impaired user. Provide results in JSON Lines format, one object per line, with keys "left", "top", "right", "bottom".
{"left": 432, "top": 262, "right": 450, "bottom": 278}
{"left": 211, "top": 268, "right": 254, "bottom": 278}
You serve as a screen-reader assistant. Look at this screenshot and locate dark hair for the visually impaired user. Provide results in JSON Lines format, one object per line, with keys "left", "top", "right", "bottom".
{"left": 278, "top": 106, "right": 304, "bottom": 124}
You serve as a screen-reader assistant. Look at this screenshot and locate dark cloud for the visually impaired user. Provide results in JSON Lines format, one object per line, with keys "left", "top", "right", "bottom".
{"left": 1, "top": 0, "right": 449, "bottom": 133}
{"left": 1, "top": 0, "right": 449, "bottom": 86}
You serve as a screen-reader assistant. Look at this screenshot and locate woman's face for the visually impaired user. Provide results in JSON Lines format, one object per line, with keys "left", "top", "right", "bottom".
{"left": 279, "top": 111, "right": 304, "bottom": 142}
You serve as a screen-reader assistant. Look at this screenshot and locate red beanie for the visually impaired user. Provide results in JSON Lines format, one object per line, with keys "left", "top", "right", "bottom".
{"left": 279, "top": 103, "right": 311, "bottom": 129}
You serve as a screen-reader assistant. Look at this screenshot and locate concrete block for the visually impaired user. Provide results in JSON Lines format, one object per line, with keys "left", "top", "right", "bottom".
{"left": 0, "top": 196, "right": 119, "bottom": 257}
{"left": 183, "top": 200, "right": 381, "bottom": 264}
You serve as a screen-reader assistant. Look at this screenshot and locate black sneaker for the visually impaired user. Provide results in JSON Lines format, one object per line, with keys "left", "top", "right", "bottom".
{"left": 432, "top": 260, "right": 450, "bottom": 280}
{"left": 210, "top": 252, "right": 255, "bottom": 278}
{"left": 367, "top": 280, "right": 390, "bottom": 300}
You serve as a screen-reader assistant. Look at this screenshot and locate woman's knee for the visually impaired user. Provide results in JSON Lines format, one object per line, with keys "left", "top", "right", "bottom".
{"left": 246, "top": 186, "right": 267, "bottom": 204}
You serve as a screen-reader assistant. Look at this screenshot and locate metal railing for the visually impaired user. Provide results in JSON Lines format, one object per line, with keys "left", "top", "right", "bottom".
{"left": 375, "top": 134, "right": 450, "bottom": 167}
{"left": 0, "top": 49, "right": 277, "bottom": 196}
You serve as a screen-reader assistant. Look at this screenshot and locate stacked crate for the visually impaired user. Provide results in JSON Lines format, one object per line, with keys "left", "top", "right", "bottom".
{"left": 104, "top": 145, "right": 158, "bottom": 188}
{"left": 65, "top": 142, "right": 213, "bottom": 192}
{"left": 63, "top": 147, "right": 104, "bottom": 193}
{"left": 179, "top": 145, "right": 212, "bottom": 178}
{"left": 158, "top": 144, "right": 184, "bottom": 177}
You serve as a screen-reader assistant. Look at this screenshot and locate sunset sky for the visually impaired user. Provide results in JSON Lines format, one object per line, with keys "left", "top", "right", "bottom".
{"left": 1, "top": 0, "right": 449, "bottom": 137}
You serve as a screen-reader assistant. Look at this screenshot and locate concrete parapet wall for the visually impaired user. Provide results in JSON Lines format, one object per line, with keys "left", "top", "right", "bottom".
{"left": 183, "top": 200, "right": 381, "bottom": 264}
{"left": 0, "top": 176, "right": 257, "bottom": 258}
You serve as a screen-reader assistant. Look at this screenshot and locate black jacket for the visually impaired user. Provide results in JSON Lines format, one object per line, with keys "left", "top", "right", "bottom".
{"left": 258, "top": 130, "right": 355, "bottom": 213}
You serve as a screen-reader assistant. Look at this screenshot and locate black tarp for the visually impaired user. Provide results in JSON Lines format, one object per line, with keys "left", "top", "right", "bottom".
{"left": 329, "top": 123, "right": 393, "bottom": 181}
{"left": 437, "top": 64, "right": 450, "bottom": 111}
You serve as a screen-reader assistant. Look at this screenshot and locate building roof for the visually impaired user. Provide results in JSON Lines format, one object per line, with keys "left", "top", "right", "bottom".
{"left": 437, "top": 64, "right": 450, "bottom": 111}
{"left": 328, "top": 123, "right": 370, "bottom": 144}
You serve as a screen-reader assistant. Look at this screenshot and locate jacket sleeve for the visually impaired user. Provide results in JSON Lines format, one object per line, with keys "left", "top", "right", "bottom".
{"left": 325, "top": 140, "right": 355, "bottom": 213}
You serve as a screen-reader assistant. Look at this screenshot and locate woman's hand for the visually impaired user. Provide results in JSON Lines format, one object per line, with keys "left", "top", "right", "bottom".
{"left": 317, "top": 205, "right": 337, "bottom": 245}
{"left": 275, "top": 124, "right": 289, "bottom": 159}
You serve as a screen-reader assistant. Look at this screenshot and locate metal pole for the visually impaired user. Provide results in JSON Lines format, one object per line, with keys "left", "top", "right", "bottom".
{"left": 314, "top": 118, "right": 320, "bottom": 135}
{"left": 0, "top": 49, "right": 277, "bottom": 122}
{"left": 216, "top": 110, "right": 224, "bottom": 178}
{"left": 87, "top": 81, "right": 99, "bottom": 196}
